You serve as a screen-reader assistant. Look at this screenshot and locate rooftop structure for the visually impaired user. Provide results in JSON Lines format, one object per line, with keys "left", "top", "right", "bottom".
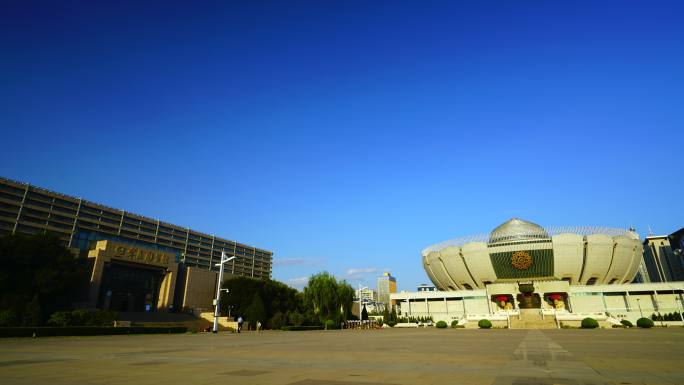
{"left": 422, "top": 218, "right": 642, "bottom": 290}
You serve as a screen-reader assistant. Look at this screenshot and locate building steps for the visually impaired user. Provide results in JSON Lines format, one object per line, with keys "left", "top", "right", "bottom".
{"left": 509, "top": 309, "right": 558, "bottom": 329}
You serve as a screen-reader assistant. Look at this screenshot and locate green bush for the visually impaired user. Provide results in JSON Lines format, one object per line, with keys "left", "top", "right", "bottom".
{"left": 269, "top": 312, "right": 286, "bottom": 330}
{"left": 435, "top": 321, "right": 447, "bottom": 328}
{"left": 288, "top": 311, "right": 304, "bottom": 327}
{"left": 281, "top": 325, "right": 324, "bottom": 331}
{"left": 387, "top": 321, "right": 397, "bottom": 327}
{"left": 450, "top": 320, "right": 459, "bottom": 328}
{"left": 47, "top": 311, "right": 71, "bottom": 327}
{"left": 581, "top": 318, "right": 599, "bottom": 329}
{"left": 46, "top": 309, "right": 117, "bottom": 327}
{"left": 620, "top": 319, "right": 633, "bottom": 328}
{"left": 637, "top": 318, "right": 654, "bottom": 328}
{"left": 0, "top": 310, "right": 18, "bottom": 327}
{"left": 478, "top": 319, "right": 492, "bottom": 329}
{"left": 89, "top": 310, "right": 117, "bottom": 326}
{"left": 324, "top": 319, "right": 336, "bottom": 330}
{"left": 0, "top": 326, "right": 186, "bottom": 338}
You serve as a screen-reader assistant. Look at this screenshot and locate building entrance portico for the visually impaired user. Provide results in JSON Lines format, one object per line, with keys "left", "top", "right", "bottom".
{"left": 87, "top": 240, "right": 178, "bottom": 312}
{"left": 98, "top": 262, "right": 166, "bottom": 312}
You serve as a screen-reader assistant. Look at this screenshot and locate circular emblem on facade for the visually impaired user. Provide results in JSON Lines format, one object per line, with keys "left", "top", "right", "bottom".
{"left": 511, "top": 251, "right": 533, "bottom": 270}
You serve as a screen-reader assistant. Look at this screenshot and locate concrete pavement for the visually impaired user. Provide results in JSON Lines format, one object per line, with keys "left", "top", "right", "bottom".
{"left": 1, "top": 328, "right": 683, "bottom": 385}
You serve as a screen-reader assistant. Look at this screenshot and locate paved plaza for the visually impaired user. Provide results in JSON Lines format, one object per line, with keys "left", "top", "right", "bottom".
{"left": 1, "top": 328, "right": 683, "bottom": 385}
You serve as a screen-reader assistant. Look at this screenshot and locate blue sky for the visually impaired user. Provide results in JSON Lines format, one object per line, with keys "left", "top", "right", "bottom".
{"left": 1, "top": 1, "right": 683, "bottom": 291}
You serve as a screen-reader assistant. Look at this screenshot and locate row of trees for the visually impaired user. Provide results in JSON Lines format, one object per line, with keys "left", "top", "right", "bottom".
{"left": 651, "top": 312, "right": 684, "bottom": 322}
{"left": 219, "top": 272, "right": 355, "bottom": 329}
{"left": 0, "top": 233, "right": 90, "bottom": 327}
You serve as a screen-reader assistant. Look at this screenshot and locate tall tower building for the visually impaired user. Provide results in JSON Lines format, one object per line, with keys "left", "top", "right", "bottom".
{"left": 642, "top": 234, "right": 684, "bottom": 282}
{"left": 377, "top": 272, "right": 397, "bottom": 309}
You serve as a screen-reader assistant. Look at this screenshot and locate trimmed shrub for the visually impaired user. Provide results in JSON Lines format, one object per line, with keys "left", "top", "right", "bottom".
{"left": 47, "top": 311, "right": 71, "bottom": 327}
{"left": 47, "top": 309, "right": 117, "bottom": 327}
{"left": 324, "top": 319, "right": 336, "bottom": 330}
{"left": 281, "top": 325, "right": 324, "bottom": 331}
{"left": 387, "top": 321, "right": 397, "bottom": 327}
{"left": 581, "top": 318, "right": 599, "bottom": 329}
{"left": 478, "top": 319, "right": 492, "bottom": 329}
{"left": 637, "top": 318, "right": 654, "bottom": 328}
{"left": 450, "top": 320, "right": 459, "bottom": 328}
{"left": 435, "top": 321, "right": 447, "bottom": 329}
{"left": 620, "top": 319, "right": 633, "bottom": 328}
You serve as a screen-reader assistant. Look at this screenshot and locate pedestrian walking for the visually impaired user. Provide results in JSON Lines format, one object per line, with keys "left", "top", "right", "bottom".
{"left": 237, "top": 316, "right": 243, "bottom": 333}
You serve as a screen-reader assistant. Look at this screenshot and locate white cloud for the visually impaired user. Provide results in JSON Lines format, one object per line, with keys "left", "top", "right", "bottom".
{"left": 346, "top": 267, "right": 380, "bottom": 275}
{"left": 273, "top": 257, "right": 326, "bottom": 266}
{"left": 273, "top": 258, "right": 309, "bottom": 266}
{"left": 286, "top": 276, "right": 309, "bottom": 290}
{"left": 344, "top": 267, "right": 387, "bottom": 280}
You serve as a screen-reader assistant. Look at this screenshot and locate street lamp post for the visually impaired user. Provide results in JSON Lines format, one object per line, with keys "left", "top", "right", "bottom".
{"left": 213, "top": 252, "right": 236, "bottom": 334}
{"left": 636, "top": 298, "right": 643, "bottom": 318}
{"left": 357, "top": 285, "right": 368, "bottom": 328}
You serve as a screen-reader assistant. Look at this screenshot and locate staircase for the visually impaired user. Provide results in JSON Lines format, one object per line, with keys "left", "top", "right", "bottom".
{"left": 509, "top": 309, "right": 558, "bottom": 329}
{"left": 117, "top": 312, "right": 213, "bottom": 331}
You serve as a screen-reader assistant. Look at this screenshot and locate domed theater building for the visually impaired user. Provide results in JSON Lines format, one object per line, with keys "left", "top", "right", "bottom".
{"left": 391, "top": 218, "right": 684, "bottom": 328}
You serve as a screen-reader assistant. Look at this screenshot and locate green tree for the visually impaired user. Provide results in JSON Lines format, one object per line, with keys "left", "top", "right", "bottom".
{"left": 0, "top": 309, "right": 18, "bottom": 327}
{"left": 390, "top": 305, "right": 397, "bottom": 322}
{"left": 219, "top": 276, "right": 302, "bottom": 327}
{"left": 382, "top": 306, "right": 390, "bottom": 324}
{"left": 244, "top": 292, "right": 266, "bottom": 329}
{"left": 288, "top": 311, "right": 304, "bottom": 326}
{"left": 269, "top": 312, "right": 286, "bottom": 329}
{"left": 302, "top": 272, "right": 354, "bottom": 325}
{"left": 22, "top": 294, "right": 41, "bottom": 326}
{"left": 0, "top": 233, "right": 89, "bottom": 324}
{"left": 337, "top": 282, "right": 355, "bottom": 320}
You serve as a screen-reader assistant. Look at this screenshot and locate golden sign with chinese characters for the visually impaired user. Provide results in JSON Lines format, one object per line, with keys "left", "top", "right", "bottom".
{"left": 112, "top": 244, "right": 173, "bottom": 267}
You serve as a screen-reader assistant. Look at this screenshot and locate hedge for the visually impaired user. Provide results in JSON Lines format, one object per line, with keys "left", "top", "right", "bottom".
{"left": 637, "top": 318, "right": 654, "bottom": 328}
{"left": 478, "top": 319, "right": 492, "bottom": 329}
{"left": 0, "top": 326, "right": 187, "bottom": 338}
{"left": 620, "top": 319, "right": 633, "bottom": 328}
{"left": 435, "top": 321, "right": 447, "bottom": 329}
{"left": 281, "top": 326, "right": 324, "bottom": 331}
{"left": 581, "top": 318, "right": 599, "bottom": 329}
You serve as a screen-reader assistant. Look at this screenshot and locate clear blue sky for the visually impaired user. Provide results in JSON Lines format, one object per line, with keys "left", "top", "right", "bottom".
{"left": 1, "top": 1, "right": 683, "bottom": 291}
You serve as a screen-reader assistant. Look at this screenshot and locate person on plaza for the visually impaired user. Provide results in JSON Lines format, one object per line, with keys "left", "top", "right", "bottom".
{"left": 237, "top": 316, "right": 244, "bottom": 333}
{"left": 256, "top": 320, "right": 261, "bottom": 332}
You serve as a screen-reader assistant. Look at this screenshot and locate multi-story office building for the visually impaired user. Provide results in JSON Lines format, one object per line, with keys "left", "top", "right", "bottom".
{"left": 356, "top": 288, "right": 377, "bottom": 302}
{"left": 642, "top": 232, "right": 684, "bottom": 283}
{"left": 377, "top": 272, "right": 397, "bottom": 308}
{"left": 0, "top": 177, "right": 273, "bottom": 312}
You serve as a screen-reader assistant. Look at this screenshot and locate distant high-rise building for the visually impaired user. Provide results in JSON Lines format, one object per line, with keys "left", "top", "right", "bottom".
{"left": 642, "top": 230, "right": 684, "bottom": 282}
{"left": 377, "top": 272, "right": 397, "bottom": 308}
{"left": 356, "top": 288, "right": 376, "bottom": 302}
{"left": 417, "top": 283, "right": 436, "bottom": 292}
